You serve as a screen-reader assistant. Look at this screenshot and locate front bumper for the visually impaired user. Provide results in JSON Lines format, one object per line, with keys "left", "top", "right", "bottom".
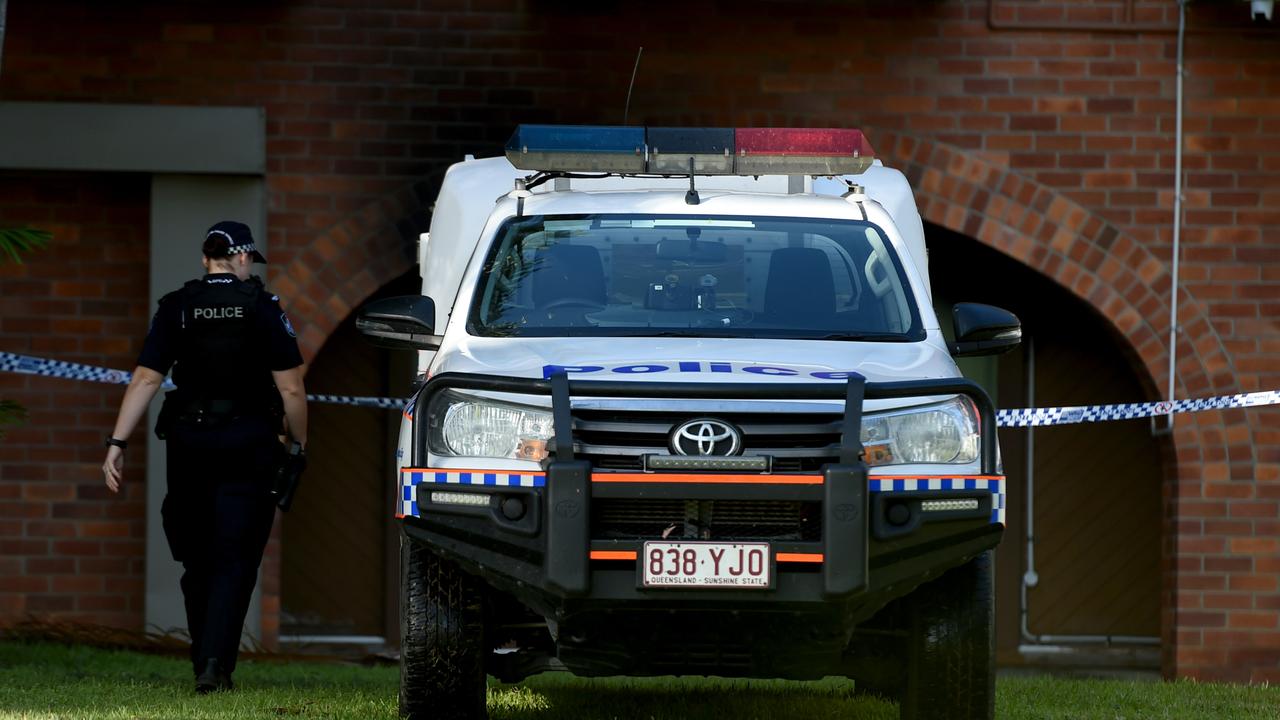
{"left": 397, "top": 372, "right": 1003, "bottom": 676}
{"left": 399, "top": 464, "right": 1003, "bottom": 613}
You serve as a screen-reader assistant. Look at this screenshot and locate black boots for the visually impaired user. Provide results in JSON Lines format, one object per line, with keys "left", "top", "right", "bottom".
{"left": 194, "top": 658, "right": 234, "bottom": 694}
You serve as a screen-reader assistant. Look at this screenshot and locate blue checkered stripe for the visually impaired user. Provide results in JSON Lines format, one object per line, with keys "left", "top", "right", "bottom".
{"left": 398, "top": 470, "right": 1003, "bottom": 525}
{"left": 399, "top": 470, "right": 546, "bottom": 517}
{"left": 870, "top": 477, "right": 1006, "bottom": 525}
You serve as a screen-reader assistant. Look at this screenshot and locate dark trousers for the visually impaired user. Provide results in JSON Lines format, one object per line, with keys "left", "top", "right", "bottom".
{"left": 162, "top": 417, "right": 278, "bottom": 676}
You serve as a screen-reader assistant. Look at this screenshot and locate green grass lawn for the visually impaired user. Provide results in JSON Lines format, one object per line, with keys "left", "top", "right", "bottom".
{"left": 2, "top": 641, "right": 1278, "bottom": 719}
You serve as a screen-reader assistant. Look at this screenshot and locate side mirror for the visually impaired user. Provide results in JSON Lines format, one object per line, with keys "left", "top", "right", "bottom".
{"left": 356, "top": 295, "right": 439, "bottom": 350}
{"left": 949, "top": 303, "right": 1021, "bottom": 357}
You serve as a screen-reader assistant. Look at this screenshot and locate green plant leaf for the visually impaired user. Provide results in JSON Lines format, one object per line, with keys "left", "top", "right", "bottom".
{"left": 0, "top": 226, "right": 53, "bottom": 265}
{"left": 0, "top": 399, "right": 28, "bottom": 440}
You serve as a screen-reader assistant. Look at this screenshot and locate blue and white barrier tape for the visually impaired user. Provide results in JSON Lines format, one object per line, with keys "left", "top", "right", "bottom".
{"left": 2, "top": 351, "right": 1277, "bottom": 425}
{"left": 0, "top": 351, "right": 406, "bottom": 410}
{"left": 1, "top": 351, "right": 150, "bottom": 388}
{"left": 996, "top": 392, "right": 1279, "bottom": 427}
{"left": 304, "top": 393, "right": 407, "bottom": 410}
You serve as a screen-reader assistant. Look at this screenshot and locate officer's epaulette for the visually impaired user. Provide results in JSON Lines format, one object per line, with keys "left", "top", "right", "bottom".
{"left": 240, "top": 276, "right": 265, "bottom": 298}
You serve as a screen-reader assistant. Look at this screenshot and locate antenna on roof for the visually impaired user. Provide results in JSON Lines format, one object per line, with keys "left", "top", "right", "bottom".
{"left": 623, "top": 46, "right": 644, "bottom": 125}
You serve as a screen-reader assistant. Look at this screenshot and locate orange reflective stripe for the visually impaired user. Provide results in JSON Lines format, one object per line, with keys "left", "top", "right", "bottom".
{"left": 592, "top": 473, "right": 822, "bottom": 485}
{"left": 776, "top": 552, "right": 824, "bottom": 563}
{"left": 590, "top": 550, "right": 637, "bottom": 561}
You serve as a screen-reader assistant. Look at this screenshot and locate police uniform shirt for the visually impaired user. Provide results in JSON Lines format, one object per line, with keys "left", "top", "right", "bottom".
{"left": 137, "top": 273, "right": 304, "bottom": 385}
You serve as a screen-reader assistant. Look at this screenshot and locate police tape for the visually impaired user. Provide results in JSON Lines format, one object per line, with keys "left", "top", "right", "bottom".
{"left": 0, "top": 351, "right": 403, "bottom": 410}
{"left": 2, "top": 350, "right": 1278, "bottom": 426}
{"left": 995, "top": 391, "right": 1279, "bottom": 427}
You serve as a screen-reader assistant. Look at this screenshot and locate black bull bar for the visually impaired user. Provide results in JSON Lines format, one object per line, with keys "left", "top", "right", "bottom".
{"left": 410, "top": 372, "right": 998, "bottom": 600}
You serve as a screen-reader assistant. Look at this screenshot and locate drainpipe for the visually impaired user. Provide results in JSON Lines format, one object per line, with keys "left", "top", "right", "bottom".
{"left": 1155, "top": 0, "right": 1188, "bottom": 437}
{"left": 1019, "top": 336, "right": 1039, "bottom": 642}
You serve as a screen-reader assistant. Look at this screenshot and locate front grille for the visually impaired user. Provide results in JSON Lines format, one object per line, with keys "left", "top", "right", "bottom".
{"left": 575, "top": 408, "right": 844, "bottom": 472}
{"left": 592, "top": 498, "right": 822, "bottom": 542}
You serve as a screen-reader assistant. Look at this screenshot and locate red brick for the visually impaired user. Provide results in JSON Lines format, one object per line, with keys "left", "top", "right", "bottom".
{"left": 1231, "top": 538, "right": 1279, "bottom": 555}
{"left": 1230, "top": 574, "right": 1279, "bottom": 592}
{"left": 81, "top": 522, "right": 132, "bottom": 538}
{"left": 52, "top": 575, "right": 103, "bottom": 594}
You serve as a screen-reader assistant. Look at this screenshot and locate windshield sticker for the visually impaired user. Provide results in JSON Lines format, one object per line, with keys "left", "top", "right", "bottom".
{"left": 542, "top": 362, "right": 861, "bottom": 380}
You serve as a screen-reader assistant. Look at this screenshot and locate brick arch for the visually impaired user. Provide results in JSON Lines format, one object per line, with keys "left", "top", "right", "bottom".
{"left": 880, "top": 132, "right": 1251, "bottom": 427}
{"left": 269, "top": 177, "right": 439, "bottom": 363}
{"left": 876, "top": 131, "right": 1256, "bottom": 677}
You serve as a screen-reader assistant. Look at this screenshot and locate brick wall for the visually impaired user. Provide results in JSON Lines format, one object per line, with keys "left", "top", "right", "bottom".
{"left": 0, "top": 0, "right": 1276, "bottom": 680}
{"left": 0, "top": 173, "right": 151, "bottom": 628}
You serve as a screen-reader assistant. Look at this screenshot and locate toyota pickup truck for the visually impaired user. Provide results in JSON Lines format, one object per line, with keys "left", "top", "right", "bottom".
{"left": 357, "top": 125, "right": 1020, "bottom": 720}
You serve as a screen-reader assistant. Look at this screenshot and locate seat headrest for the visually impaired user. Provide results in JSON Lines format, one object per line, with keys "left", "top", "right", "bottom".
{"left": 532, "top": 244, "right": 607, "bottom": 307}
{"left": 764, "top": 247, "right": 836, "bottom": 316}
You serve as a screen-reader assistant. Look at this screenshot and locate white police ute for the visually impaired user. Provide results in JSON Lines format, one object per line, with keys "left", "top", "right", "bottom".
{"left": 358, "top": 125, "right": 1021, "bottom": 720}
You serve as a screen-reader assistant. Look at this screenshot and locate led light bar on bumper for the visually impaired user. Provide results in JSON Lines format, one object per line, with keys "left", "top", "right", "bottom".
{"left": 505, "top": 125, "right": 875, "bottom": 176}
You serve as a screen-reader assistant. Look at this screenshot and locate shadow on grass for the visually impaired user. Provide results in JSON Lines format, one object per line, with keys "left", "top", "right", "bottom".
{"left": 489, "top": 674, "right": 899, "bottom": 720}
{"left": 1, "top": 640, "right": 898, "bottom": 720}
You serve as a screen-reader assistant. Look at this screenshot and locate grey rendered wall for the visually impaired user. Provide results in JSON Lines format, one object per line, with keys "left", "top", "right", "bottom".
{"left": 0, "top": 101, "right": 266, "bottom": 643}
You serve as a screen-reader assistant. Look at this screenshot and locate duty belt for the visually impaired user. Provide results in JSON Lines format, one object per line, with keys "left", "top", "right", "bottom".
{"left": 173, "top": 396, "right": 272, "bottom": 422}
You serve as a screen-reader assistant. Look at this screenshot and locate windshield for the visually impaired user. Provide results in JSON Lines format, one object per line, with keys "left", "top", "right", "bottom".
{"left": 467, "top": 214, "right": 924, "bottom": 341}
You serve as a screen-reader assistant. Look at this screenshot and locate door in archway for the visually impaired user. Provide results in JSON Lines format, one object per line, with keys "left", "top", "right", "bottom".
{"left": 926, "top": 224, "right": 1164, "bottom": 662}
{"left": 280, "top": 272, "right": 419, "bottom": 640}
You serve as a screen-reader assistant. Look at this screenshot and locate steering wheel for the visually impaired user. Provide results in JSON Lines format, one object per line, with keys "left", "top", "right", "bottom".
{"left": 541, "top": 297, "right": 605, "bottom": 311}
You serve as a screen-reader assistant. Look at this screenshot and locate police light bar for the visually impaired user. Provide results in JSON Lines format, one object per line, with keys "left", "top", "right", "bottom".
{"left": 504, "top": 125, "right": 874, "bottom": 176}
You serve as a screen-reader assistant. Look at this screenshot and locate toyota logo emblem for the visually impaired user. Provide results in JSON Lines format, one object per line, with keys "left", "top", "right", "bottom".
{"left": 670, "top": 418, "right": 742, "bottom": 456}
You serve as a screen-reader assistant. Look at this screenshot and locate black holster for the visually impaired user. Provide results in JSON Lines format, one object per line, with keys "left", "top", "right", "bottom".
{"left": 271, "top": 443, "right": 307, "bottom": 512}
{"left": 155, "top": 391, "right": 180, "bottom": 440}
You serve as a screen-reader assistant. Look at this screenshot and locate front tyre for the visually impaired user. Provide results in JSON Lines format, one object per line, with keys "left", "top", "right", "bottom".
{"left": 900, "top": 550, "right": 995, "bottom": 720}
{"left": 399, "top": 534, "right": 487, "bottom": 720}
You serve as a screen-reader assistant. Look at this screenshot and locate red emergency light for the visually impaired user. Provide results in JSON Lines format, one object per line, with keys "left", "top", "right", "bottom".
{"left": 735, "top": 128, "right": 873, "bottom": 175}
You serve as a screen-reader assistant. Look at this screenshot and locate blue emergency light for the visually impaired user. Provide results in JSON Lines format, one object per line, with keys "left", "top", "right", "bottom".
{"left": 504, "top": 125, "right": 874, "bottom": 176}
{"left": 505, "top": 125, "right": 646, "bottom": 172}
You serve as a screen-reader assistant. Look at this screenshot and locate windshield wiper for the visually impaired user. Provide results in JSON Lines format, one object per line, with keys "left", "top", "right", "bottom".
{"left": 814, "top": 333, "right": 905, "bottom": 342}
{"left": 633, "top": 330, "right": 711, "bottom": 337}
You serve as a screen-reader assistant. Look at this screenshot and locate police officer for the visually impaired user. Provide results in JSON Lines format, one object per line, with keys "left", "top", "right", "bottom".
{"left": 102, "top": 221, "right": 307, "bottom": 694}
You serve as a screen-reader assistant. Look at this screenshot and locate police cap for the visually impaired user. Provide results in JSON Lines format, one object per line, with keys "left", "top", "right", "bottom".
{"left": 204, "top": 221, "right": 266, "bottom": 264}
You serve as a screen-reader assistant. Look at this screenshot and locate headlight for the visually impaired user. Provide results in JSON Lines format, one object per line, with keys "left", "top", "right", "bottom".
{"left": 427, "top": 391, "right": 554, "bottom": 460}
{"left": 861, "top": 397, "right": 979, "bottom": 466}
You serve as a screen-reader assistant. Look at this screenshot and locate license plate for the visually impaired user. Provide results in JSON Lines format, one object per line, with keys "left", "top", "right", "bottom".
{"left": 641, "top": 541, "right": 771, "bottom": 589}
